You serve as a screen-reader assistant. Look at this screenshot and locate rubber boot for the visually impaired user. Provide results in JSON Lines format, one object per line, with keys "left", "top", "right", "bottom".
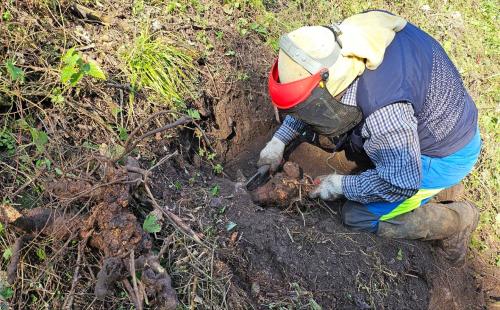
{"left": 433, "top": 183, "right": 465, "bottom": 202}
{"left": 377, "top": 202, "right": 479, "bottom": 265}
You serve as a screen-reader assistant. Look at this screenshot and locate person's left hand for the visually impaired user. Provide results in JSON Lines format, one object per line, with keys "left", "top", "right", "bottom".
{"left": 309, "top": 174, "right": 344, "bottom": 201}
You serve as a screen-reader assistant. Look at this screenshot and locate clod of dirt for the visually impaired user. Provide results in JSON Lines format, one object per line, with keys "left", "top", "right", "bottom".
{"left": 136, "top": 254, "right": 178, "bottom": 310}
{"left": 45, "top": 180, "right": 94, "bottom": 199}
{"left": 250, "top": 161, "right": 313, "bottom": 207}
{"left": 94, "top": 257, "right": 125, "bottom": 299}
{"left": 83, "top": 201, "right": 152, "bottom": 258}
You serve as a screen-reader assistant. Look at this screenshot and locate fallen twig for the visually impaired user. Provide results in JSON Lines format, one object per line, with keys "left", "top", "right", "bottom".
{"left": 122, "top": 278, "right": 141, "bottom": 310}
{"left": 129, "top": 250, "right": 143, "bottom": 310}
{"left": 63, "top": 232, "right": 91, "bottom": 310}
{"left": 118, "top": 114, "right": 191, "bottom": 162}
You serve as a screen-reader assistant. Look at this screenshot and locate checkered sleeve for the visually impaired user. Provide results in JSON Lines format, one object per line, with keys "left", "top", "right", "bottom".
{"left": 273, "top": 115, "right": 307, "bottom": 145}
{"left": 342, "top": 102, "right": 421, "bottom": 203}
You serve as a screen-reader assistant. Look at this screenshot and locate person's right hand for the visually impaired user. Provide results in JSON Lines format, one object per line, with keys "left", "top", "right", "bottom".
{"left": 257, "top": 137, "right": 285, "bottom": 172}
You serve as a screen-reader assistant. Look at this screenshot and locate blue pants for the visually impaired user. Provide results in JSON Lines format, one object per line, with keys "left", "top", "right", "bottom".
{"left": 342, "top": 128, "right": 482, "bottom": 233}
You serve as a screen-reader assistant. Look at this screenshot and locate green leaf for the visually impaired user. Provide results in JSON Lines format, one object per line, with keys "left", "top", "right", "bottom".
{"left": 29, "top": 128, "right": 48, "bottom": 153}
{"left": 55, "top": 167, "right": 63, "bottom": 176}
{"left": 207, "top": 152, "right": 216, "bottom": 160}
{"left": 0, "top": 222, "right": 4, "bottom": 236}
{"left": 2, "top": 10, "right": 12, "bottom": 22}
{"left": 224, "top": 50, "right": 236, "bottom": 56}
{"left": 35, "top": 158, "right": 51, "bottom": 170}
{"left": 60, "top": 48, "right": 88, "bottom": 86}
{"left": 62, "top": 48, "right": 78, "bottom": 65}
{"left": 60, "top": 63, "right": 79, "bottom": 85}
{"left": 3, "top": 248, "right": 12, "bottom": 261}
{"left": 50, "top": 87, "right": 65, "bottom": 105}
{"left": 87, "top": 59, "right": 106, "bottom": 80}
{"left": 210, "top": 184, "right": 220, "bottom": 196}
{"left": 186, "top": 109, "right": 201, "bottom": 120}
{"left": 225, "top": 221, "right": 237, "bottom": 231}
{"left": 5, "top": 60, "right": 25, "bottom": 83}
{"left": 36, "top": 247, "right": 46, "bottom": 260}
{"left": 118, "top": 126, "right": 128, "bottom": 141}
{"left": 173, "top": 181, "right": 182, "bottom": 190}
{"left": 213, "top": 164, "right": 223, "bottom": 174}
{"left": 396, "top": 248, "right": 403, "bottom": 261}
{"left": 111, "top": 106, "right": 122, "bottom": 118}
{"left": 0, "top": 287, "right": 14, "bottom": 300}
{"left": 69, "top": 70, "right": 85, "bottom": 86}
{"left": 143, "top": 214, "right": 161, "bottom": 233}
{"left": 81, "top": 63, "right": 91, "bottom": 73}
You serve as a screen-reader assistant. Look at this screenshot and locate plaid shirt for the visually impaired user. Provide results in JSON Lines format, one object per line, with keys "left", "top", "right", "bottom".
{"left": 274, "top": 80, "right": 421, "bottom": 203}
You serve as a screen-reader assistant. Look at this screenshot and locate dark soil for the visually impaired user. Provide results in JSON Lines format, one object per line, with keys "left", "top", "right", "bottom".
{"left": 215, "top": 177, "right": 485, "bottom": 309}
{"left": 149, "top": 147, "right": 485, "bottom": 309}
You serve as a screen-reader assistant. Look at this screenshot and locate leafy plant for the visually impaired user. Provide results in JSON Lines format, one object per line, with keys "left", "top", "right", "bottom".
{"left": 309, "top": 299, "right": 322, "bottom": 310}
{"left": 50, "top": 87, "right": 64, "bottom": 105}
{"left": 213, "top": 164, "right": 223, "bottom": 174}
{"left": 132, "top": 0, "right": 144, "bottom": 15}
{"left": 5, "top": 59, "right": 25, "bottom": 83}
{"left": 210, "top": 184, "right": 220, "bottom": 196}
{"left": 60, "top": 48, "right": 106, "bottom": 86}
{"left": 29, "top": 128, "right": 48, "bottom": 153}
{"left": 173, "top": 180, "right": 182, "bottom": 190}
{"left": 0, "top": 287, "right": 14, "bottom": 300}
{"left": 3, "top": 248, "right": 12, "bottom": 261}
{"left": 117, "top": 126, "right": 128, "bottom": 141}
{"left": 206, "top": 152, "right": 216, "bottom": 160}
{"left": 0, "top": 128, "right": 16, "bottom": 155}
{"left": 36, "top": 247, "right": 47, "bottom": 260}
{"left": 237, "top": 18, "right": 249, "bottom": 36}
{"left": 143, "top": 214, "right": 161, "bottom": 233}
{"left": 2, "top": 10, "right": 12, "bottom": 21}
{"left": 250, "top": 22, "right": 268, "bottom": 36}
{"left": 35, "top": 158, "right": 51, "bottom": 170}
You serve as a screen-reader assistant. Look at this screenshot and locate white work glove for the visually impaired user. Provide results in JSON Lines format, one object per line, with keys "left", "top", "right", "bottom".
{"left": 257, "top": 137, "right": 285, "bottom": 172}
{"left": 309, "top": 174, "right": 344, "bottom": 201}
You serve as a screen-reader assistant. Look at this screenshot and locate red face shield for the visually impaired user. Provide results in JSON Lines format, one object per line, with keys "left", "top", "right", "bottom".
{"left": 268, "top": 59, "right": 328, "bottom": 109}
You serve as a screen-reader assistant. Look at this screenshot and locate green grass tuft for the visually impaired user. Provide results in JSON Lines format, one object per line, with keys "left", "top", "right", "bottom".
{"left": 121, "top": 28, "right": 196, "bottom": 109}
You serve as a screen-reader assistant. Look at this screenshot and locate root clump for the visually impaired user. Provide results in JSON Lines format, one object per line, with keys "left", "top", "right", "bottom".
{"left": 250, "top": 161, "right": 315, "bottom": 207}
{"left": 0, "top": 162, "right": 178, "bottom": 309}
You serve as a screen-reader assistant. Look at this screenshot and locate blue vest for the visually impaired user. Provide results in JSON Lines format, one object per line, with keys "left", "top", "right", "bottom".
{"left": 351, "top": 22, "right": 478, "bottom": 158}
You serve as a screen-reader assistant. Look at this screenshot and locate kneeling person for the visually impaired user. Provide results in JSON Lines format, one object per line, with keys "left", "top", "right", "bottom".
{"left": 258, "top": 11, "right": 481, "bottom": 264}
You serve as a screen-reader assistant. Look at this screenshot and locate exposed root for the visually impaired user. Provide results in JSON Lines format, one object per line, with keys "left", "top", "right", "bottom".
{"left": 7, "top": 235, "right": 34, "bottom": 285}
{"left": 250, "top": 162, "right": 315, "bottom": 207}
